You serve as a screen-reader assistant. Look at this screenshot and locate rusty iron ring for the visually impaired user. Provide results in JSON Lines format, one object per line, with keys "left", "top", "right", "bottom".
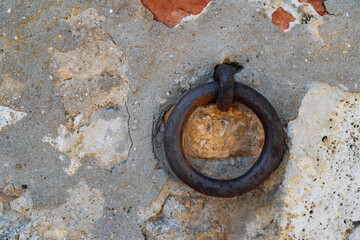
{"left": 164, "top": 80, "right": 284, "bottom": 198}
{"left": 214, "top": 64, "right": 235, "bottom": 112}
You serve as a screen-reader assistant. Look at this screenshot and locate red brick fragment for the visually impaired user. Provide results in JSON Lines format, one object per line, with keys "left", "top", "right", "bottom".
{"left": 271, "top": 7, "right": 296, "bottom": 32}
{"left": 299, "top": 0, "right": 328, "bottom": 16}
{"left": 141, "top": 0, "right": 212, "bottom": 28}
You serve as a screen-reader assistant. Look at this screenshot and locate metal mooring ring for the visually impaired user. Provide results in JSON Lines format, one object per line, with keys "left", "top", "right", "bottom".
{"left": 164, "top": 64, "right": 284, "bottom": 198}
{"left": 214, "top": 64, "right": 235, "bottom": 112}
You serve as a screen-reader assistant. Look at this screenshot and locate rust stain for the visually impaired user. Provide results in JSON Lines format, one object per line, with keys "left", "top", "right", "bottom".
{"left": 184, "top": 104, "right": 264, "bottom": 159}
{"left": 141, "top": 0, "right": 212, "bottom": 28}
{"left": 271, "top": 7, "right": 296, "bottom": 32}
{"left": 299, "top": 0, "right": 328, "bottom": 16}
{"left": 165, "top": 103, "right": 264, "bottom": 159}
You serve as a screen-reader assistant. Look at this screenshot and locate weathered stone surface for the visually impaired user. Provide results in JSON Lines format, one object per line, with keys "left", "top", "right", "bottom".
{"left": 50, "top": 8, "right": 125, "bottom": 82}
{"left": 1, "top": 180, "right": 104, "bottom": 239}
{"left": 50, "top": 27, "right": 126, "bottom": 83}
{"left": 0, "top": 0, "right": 359, "bottom": 239}
{"left": 43, "top": 107, "right": 131, "bottom": 174}
{"left": 50, "top": 8, "right": 129, "bottom": 123}
{"left": 141, "top": 0, "right": 213, "bottom": 27}
{"left": 271, "top": 7, "right": 296, "bottom": 31}
{"left": 43, "top": 8, "right": 132, "bottom": 175}
{"left": 280, "top": 84, "right": 360, "bottom": 239}
{"left": 184, "top": 103, "right": 264, "bottom": 159}
{"left": 57, "top": 76, "right": 129, "bottom": 125}
{"left": 139, "top": 179, "right": 226, "bottom": 239}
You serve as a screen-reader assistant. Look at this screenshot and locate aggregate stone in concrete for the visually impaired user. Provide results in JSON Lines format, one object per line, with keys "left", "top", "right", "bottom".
{"left": 0, "top": 0, "right": 359, "bottom": 239}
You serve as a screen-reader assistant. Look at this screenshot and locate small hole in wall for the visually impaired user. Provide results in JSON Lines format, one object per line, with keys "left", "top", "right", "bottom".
{"left": 322, "top": 136, "right": 328, "bottom": 142}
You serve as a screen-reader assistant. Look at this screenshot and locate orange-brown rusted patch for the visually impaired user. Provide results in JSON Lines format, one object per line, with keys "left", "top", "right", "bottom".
{"left": 141, "top": 0, "right": 212, "bottom": 28}
{"left": 299, "top": 0, "right": 328, "bottom": 16}
{"left": 165, "top": 103, "right": 264, "bottom": 159}
{"left": 271, "top": 7, "right": 296, "bottom": 31}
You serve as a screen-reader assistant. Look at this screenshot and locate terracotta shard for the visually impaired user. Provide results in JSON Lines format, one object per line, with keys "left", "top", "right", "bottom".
{"left": 171, "top": 0, "right": 212, "bottom": 15}
{"left": 141, "top": 0, "right": 212, "bottom": 28}
{"left": 299, "top": 0, "right": 328, "bottom": 16}
{"left": 271, "top": 7, "right": 296, "bottom": 31}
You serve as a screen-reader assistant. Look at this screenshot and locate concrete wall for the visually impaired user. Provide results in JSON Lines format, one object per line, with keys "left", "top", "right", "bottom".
{"left": 0, "top": 0, "right": 359, "bottom": 239}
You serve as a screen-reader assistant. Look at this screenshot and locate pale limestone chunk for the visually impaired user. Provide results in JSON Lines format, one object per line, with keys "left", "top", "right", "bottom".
{"left": 280, "top": 84, "right": 360, "bottom": 239}
{"left": 43, "top": 107, "right": 131, "bottom": 175}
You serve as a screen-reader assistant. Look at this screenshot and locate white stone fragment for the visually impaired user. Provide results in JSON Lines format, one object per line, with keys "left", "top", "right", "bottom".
{"left": 0, "top": 106, "right": 27, "bottom": 131}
